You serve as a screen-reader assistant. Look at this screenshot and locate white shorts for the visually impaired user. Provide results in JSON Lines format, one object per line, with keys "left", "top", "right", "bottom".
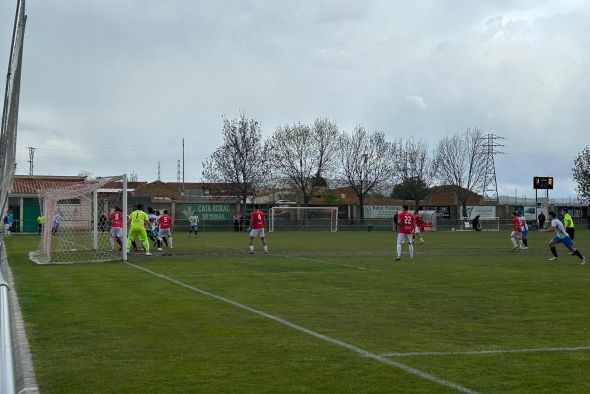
{"left": 160, "top": 228, "right": 172, "bottom": 237}
{"left": 111, "top": 227, "right": 123, "bottom": 239}
{"left": 397, "top": 233, "right": 413, "bottom": 244}
{"left": 414, "top": 227, "right": 421, "bottom": 234}
{"left": 250, "top": 228, "right": 265, "bottom": 238}
{"left": 510, "top": 231, "right": 522, "bottom": 239}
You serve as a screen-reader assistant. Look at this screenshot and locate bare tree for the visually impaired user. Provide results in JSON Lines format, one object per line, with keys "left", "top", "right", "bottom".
{"left": 267, "top": 118, "right": 339, "bottom": 204}
{"left": 202, "top": 113, "right": 269, "bottom": 213}
{"left": 573, "top": 146, "right": 590, "bottom": 203}
{"left": 391, "top": 138, "right": 434, "bottom": 208}
{"left": 434, "top": 127, "right": 487, "bottom": 217}
{"left": 338, "top": 126, "right": 396, "bottom": 223}
{"left": 313, "top": 118, "right": 340, "bottom": 183}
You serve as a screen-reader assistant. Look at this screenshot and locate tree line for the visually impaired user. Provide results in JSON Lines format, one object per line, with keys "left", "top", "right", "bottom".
{"left": 203, "top": 113, "right": 541, "bottom": 220}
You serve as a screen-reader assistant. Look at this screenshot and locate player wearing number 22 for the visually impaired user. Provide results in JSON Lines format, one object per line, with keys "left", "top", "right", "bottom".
{"left": 395, "top": 205, "right": 415, "bottom": 261}
{"left": 248, "top": 204, "right": 269, "bottom": 254}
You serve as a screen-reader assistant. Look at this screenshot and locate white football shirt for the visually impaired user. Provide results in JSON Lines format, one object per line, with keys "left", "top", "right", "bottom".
{"left": 551, "top": 218, "right": 568, "bottom": 238}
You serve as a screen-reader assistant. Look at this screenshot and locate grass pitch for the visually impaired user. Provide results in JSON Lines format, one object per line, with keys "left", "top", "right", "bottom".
{"left": 5, "top": 228, "right": 590, "bottom": 393}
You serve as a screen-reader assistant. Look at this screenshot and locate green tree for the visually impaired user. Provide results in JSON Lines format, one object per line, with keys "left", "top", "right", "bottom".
{"left": 573, "top": 146, "right": 590, "bottom": 203}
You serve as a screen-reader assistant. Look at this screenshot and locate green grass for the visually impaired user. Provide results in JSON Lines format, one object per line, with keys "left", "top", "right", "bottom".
{"left": 5, "top": 228, "right": 590, "bottom": 393}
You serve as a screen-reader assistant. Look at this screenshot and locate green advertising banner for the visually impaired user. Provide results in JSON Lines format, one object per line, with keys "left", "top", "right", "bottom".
{"left": 177, "top": 203, "right": 233, "bottom": 221}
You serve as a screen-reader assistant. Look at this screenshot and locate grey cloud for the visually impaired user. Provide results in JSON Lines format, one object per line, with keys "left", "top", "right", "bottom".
{"left": 1, "top": 0, "right": 588, "bottom": 196}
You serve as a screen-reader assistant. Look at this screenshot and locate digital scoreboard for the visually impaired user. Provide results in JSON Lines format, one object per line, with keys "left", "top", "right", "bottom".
{"left": 533, "top": 176, "right": 553, "bottom": 190}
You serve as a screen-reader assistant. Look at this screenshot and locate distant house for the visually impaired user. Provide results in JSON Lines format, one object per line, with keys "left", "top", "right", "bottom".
{"left": 8, "top": 175, "right": 87, "bottom": 232}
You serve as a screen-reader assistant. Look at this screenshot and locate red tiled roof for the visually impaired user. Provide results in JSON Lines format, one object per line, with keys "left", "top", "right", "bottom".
{"left": 11, "top": 175, "right": 87, "bottom": 195}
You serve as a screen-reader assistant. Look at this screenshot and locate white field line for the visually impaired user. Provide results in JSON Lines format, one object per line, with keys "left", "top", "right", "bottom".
{"left": 124, "top": 261, "right": 479, "bottom": 394}
{"left": 381, "top": 345, "right": 590, "bottom": 357}
{"left": 206, "top": 243, "right": 382, "bottom": 272}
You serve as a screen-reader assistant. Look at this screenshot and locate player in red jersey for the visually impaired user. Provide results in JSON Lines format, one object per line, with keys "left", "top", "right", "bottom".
{"left": 396, "top": 205, "right": 415, "bottom": 261}
{"left": 413, "top": 209, "right": 425, "bottom": 244}
{"left": 109, "top": 207, "right": 124, "bottom": 251}
{"left": 248, "top": 204, "right": 268, "bottom": 254}
{"left": 158, "top": 209, "right": 174, "bottom": 249}
{"left": 510, "top": 211, "right": 525, "bottom": 250}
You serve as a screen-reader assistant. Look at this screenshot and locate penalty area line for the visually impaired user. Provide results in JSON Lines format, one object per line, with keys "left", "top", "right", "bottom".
{"left": 124, "top": 261, "right": 478, "bottom": 394}
{"left": 381, "top": 345, "right": 590, "bottom": 357}
{"left": 206, "top": 243, "right": 381, "bottom": 272}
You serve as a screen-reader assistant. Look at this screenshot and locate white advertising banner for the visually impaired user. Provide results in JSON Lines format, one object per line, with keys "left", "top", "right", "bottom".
{"left": 465, "top": 205, "right": 496, "bottom": 218}
{"left": 364, "top": 205, "right": 402, "bottom": 219}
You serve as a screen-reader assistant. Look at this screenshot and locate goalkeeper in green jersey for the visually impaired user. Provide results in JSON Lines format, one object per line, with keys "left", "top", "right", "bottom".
{"left": 127, "top": 204, "right": 152, "bottom": 256}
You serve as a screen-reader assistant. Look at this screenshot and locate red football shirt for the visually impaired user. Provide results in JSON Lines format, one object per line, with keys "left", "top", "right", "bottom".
{"left": 250, "top": 210, "right": 265, "bottom": 229}
{"left": 512, "top": 216, "right": 522, "bottom": 232}
{"left": 398, "top": 211, "right": 414, "bottom": 234}
{"left": 414, "top": 214, "right": 422, "bottom": 227}
{"left": 159, "top": 214, "right": 172, "bottom": 229}
{"left": 110, "top": 211, "right": 123, "bottom": 228}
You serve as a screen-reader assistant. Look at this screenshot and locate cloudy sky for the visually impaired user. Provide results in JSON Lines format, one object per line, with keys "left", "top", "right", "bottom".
{"left": 1, "top": 0, "right": 589, "bottom": 199}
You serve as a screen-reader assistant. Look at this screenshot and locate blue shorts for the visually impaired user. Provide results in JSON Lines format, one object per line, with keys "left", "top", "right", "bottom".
{"left": 552, "top": 235, "right": 573, "bottom": 249}
{"left": 522, "top": 229, "right": 528, "bottom": 237}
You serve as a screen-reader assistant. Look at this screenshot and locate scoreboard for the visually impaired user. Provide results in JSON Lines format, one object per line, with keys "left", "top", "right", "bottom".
{"left": 533, "top": 176, "right": 553, "bottom": 190}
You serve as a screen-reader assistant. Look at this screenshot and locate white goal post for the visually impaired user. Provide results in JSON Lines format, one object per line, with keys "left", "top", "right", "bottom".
{"left": 269, "top": 206, "right": 339, "bottom": 232}
{"left": 29, "top": 175, "right": 128, "bottom": 264}
{"left": 459, "top": 217, "right": 500, "bottom": 232}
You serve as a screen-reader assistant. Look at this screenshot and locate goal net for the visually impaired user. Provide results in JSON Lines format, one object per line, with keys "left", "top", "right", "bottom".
{"left": 0, "top": 0, "right": 26, "bottom": 218}
{"left": 269, "top": 206, "right": 338, "bottom": 232}
{"left": 459, "top": 217, "right": 500, "bottom": 232}
{"left": 29, "top": 175, "right": 128, "bottom": 264}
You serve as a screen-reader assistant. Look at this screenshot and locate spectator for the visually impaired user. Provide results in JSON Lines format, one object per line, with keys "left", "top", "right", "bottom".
{"left": 471, "top": 215, "right": 481, "bottom": 231}
{"left": 239, "top": 215, "right": 244, "bottom": 232}
{"left": 2, "top": 211, "right": 10, "bottom": 236}
{"left": 233, "top": 213, "right": 240, "bottom": 232}
{"left": 538, "top": 212, "right": 546, "bottom": 229}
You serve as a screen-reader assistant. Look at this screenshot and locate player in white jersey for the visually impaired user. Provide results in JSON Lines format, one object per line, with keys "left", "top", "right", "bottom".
{"left": 145, "top": 207, "right": 162, "bottom": 250}
{"left": 153, "top": 210, "right": 163, "bottom": 250}
{"left": 519, "top": 211, "right": 529, "bottom": 249}
{"left": 51, "top": 212, "right": 63, "bottom": 235}
{"left": 189, "top": 212, "right": 199, "bottom": 237}
{"left": 541, "top": 211, "right": 585, "bottom": 264}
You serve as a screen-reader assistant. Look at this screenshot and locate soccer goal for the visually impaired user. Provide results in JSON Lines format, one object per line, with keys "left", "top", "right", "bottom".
{"left": 29, "top": 175, "right": 128, "bottom": 264}
{"left": 459, "top": 217, "right": 500, "bottom": 232}
{"left": 269, "top": 206, "right": 339, "bottom": 232}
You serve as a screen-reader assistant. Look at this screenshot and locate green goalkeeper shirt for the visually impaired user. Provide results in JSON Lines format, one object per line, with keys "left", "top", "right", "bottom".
{"left": 129, "top": 210, "right": 148, "bottom": 229}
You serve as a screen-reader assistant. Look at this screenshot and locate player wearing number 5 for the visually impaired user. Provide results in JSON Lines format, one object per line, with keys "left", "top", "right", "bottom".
{"left": 248, "top": 204, "right": 269, "bottom": 254}
{"left": 395, "top": 205, "right": 415, "bottom": 261}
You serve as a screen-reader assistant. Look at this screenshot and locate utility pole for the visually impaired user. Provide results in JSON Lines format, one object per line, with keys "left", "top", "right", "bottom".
{"left": 27, "top": 146, "right": 35, "bottom": 175}
{"left": 157, "top": 161, "right": 161, "bottom": 181}
{"left": 479, "top": 134, "right": 505, "bottom": 202}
